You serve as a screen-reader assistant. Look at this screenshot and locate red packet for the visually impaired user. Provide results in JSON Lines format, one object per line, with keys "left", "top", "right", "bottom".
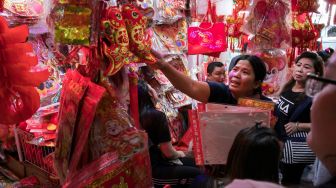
{"left": 54, "top": 70, "right": 90, "bottom": 183}
{"left": 189, "top": 109, "right": 204, "bottom": 165}
{"left": 238, "top": 97, "right": 276, "bottom": 127}
{"left": 67, "top": 81, "right": 105, "bottom": 178}
{"left": 238, "top": 97, "right": 275, "bottom": 111}
{"left": 63, "top": 149, "right": 152, "bottom": 188}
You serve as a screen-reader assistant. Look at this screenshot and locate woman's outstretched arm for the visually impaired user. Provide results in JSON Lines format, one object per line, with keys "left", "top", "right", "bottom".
{"left": 152, "top": 49, "right": 211, "bottom": 103}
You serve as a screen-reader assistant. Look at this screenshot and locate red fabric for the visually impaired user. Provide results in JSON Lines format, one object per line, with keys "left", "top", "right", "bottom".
{"left": 0, "top": 16, "right": 49, "bottom": 124}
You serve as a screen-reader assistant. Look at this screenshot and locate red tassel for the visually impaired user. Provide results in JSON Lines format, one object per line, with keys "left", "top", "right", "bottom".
{"left": 129, "top": 71, "right": 140, "bottom": 129}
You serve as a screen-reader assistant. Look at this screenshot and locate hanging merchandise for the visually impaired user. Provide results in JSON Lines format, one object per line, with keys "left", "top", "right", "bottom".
{"left": 100, "top": 5, "right": 136, "bottom": 76}
{"left": 255, "top": 49, "right": 288, "bottom": 96}
{"left": 188, "top": 0, "right": 227, "bottom": 56}
{"left": 291, "top": 13, "right": 320, "bottom": 50}
{"left": 54, "top": 70, "right": 105, "bottom": 183}
{"left": 49, "top": 0, "right": 92, "bottom": 45}
{"left": 122, "top": 3, "right": 156, "bottom": 64}
{"left": 325, "top": 0, "right": 336, "bottom": 24}
{"left": 152, "top": 18, "right": 188, "bottom": 55}
{"left": 0, "top": 16, "right": 49, "bottom": 125}
{"left": 325, "top": 0, "right": 336, "bottom": 3}
{"left": 291, "top": 0, "right": 319, "bottom": 14}
{"left": 152, "top": 0, "right": 186, "bottom": 24}
{"left": 234, "top": 0, "right": 250, "bottom": 12}
{"left": 29, "top": 34, "right": 62, "bottom": 107}
{"left": 226, "top": 10, "right": 247, "bottom": 51}
{"left": 243, "top": 0, "right": 291, "bottom": 51}
{"left": 2, "top": 0, "right": 44, "bottom": 25}
{"left": 63, "top": 149, "right": 152, "bottom": 188}
{"left": 89, "top": 74, "right": 147, "bottom": 162}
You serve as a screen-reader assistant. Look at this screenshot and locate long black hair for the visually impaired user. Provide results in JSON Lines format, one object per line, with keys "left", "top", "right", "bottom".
{"left": 138, "top": 80, "right": 155, "bottom": 113}
{"left": 280, "top": 51, "right": 324, "bottom": 95}
{"left": 138, "top": 80, "right": 170, "bottom": 144}
{"left": 225, "top": 126, "right": 280, "bottom": 183}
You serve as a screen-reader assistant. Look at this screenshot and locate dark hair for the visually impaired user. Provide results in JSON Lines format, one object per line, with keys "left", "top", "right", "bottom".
{"left": 207, "top": 61, "right": 224, "bottom": 74}
{"left": 225, "top": 126, "right": 280, "bottom": 183}
{"left": 230, "top": 54, "right": 267, "bottom": 94}
{"left": 138, "top": 80, "right": 170, "bottom": 145}
{"left": 228, "top": 55, "right": 243, "bottom": 72}
{"left": 138, "top": 80, "right": 155, "bottom": 113}
{"left": 317, "top": 48, "right": 334, "bottom": 63}
{"left": 281, "top": 51, "right": 324, "bottom": 95}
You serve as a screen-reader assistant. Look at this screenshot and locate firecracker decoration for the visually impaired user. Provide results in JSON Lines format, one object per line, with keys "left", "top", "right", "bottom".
{"left": 0, "top": 16, "right": 49, "bottom": 124}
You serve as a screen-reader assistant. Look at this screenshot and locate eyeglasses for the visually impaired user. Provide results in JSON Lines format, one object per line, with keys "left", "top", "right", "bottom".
{"left": 305, "top": 73, "right": 336, "bottom": 97}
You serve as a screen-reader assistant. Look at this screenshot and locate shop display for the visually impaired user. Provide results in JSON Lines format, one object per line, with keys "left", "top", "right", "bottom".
{"left": 0, "top": 0, "right": 330, "bottom": 187}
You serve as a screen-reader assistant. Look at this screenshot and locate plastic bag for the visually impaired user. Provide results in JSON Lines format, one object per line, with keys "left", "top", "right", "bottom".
{"left": 242, "top": 0, "right": 291, "bottom": 51}
{"left": 152, "top": 0, "right": 185, "bottom": 24}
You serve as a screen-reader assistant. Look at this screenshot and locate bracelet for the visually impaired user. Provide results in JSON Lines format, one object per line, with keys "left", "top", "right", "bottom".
{"left": 295, "top": 122, "right": 300, "bottom": 132}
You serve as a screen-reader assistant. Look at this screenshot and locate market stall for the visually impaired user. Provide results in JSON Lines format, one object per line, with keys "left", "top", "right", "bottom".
{"left": 0, "top": 0, "right": 333, "bottom": 187}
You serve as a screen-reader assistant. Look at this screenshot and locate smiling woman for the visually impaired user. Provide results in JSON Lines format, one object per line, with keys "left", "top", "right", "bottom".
{"left": 151, "top": 49, "right": 269, "bottom": 105}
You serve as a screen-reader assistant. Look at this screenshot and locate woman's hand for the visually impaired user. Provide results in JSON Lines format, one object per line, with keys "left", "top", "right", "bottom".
{"left": 150, "top": 49, "right": 176, "bottom": 70}
{"left": 285, "top": 122, "right": 299, "bottom": 135}
{"left": 176, "top": 150, "right": 186, "bottom": 158}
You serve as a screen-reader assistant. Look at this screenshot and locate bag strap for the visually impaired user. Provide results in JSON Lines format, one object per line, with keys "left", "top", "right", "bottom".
{"left": 201, "top": 0, "right": 216, "bottom": 23}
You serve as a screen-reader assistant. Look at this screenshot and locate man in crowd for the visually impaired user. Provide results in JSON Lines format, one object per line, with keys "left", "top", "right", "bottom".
{"left": 206, "top": 61, "right": 226, "bottom": 83}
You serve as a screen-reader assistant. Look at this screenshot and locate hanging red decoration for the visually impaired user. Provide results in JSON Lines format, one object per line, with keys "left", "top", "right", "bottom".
{"left": 324, "top": 0, "right": 336, "bottom": 4}
{"left": 226, "top": 10, "right": 246, "bottom": 51}
{"left": 100, "top": 6, "right": 136, "bottom": 76}
{"left": 0, "top": 16, "right": 49, "bottom": 124}
{"left": 291, "top": 13, "right": 321, "bottom": 50}
{"left": 234, "top": 0, "right": 250, "bottom": 11}
{"left": 122, "top": 4, "right": 157, "bottom": 64}
{"left": 291, "top": 0, "right": 319, "bottom": 14}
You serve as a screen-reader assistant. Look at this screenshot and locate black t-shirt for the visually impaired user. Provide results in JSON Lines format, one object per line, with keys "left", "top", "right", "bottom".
{"left": 140, "top": 109, "right": 171, "bottom": 167}
{"left": 207, "top": 82, "right": 271, "bottom": 104}
{"left": 275, "top": 89, "right": 310, "bottom": 140}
